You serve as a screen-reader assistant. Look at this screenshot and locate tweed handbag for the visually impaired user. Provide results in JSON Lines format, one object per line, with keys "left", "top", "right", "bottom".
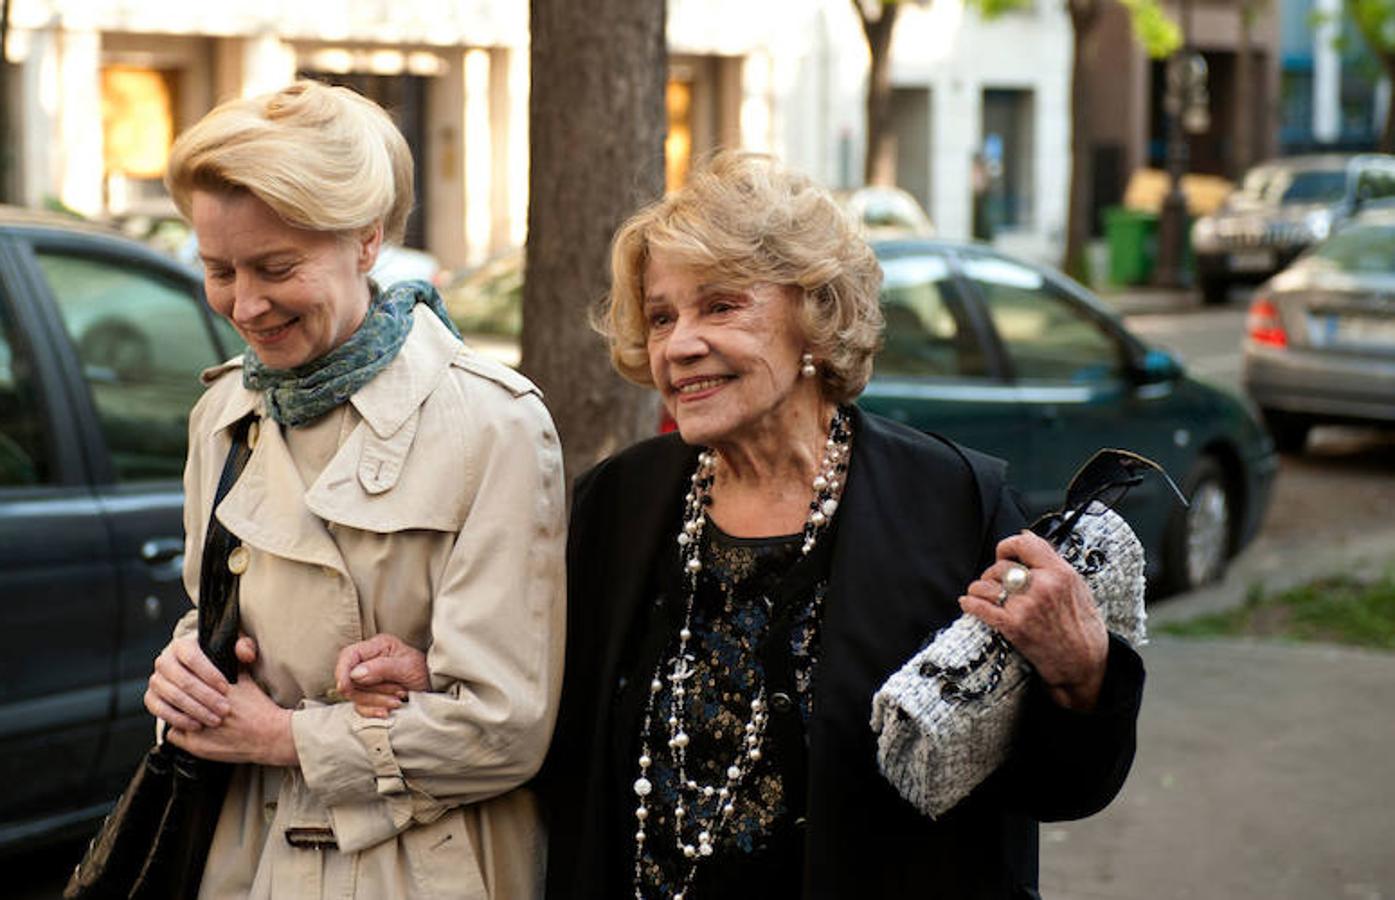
{"left": 869, "top": 449, "right": 1171, "bottom": 819}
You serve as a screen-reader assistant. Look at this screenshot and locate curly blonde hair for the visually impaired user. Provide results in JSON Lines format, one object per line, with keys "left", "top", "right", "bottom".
{"left": 604, "top": 152, "right": 884, "bottom": 403}
{"left": 166, "top": 80, "right": 414, "bottom": 242}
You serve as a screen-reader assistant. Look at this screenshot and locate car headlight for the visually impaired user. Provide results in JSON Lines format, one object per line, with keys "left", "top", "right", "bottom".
{"left": 1191, "top": 216, "right": 1217, "bottom": 249}
{"left": 1303, "top": 208, "right": 1333, "bottom": 241}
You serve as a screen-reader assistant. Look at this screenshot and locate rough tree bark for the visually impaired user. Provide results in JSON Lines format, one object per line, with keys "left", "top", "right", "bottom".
{"left": 857, "top": 0, "right": 903, "bottom": 186}
{"left": 525, "top": 0, "right": 667, "bottom": 485}
{"left": 1064, "top": 0, "right": 1102, "bottom": 281}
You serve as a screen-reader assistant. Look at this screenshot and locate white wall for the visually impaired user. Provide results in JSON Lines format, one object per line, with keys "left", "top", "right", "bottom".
{"left": 891, "top": 0, "right": 1072, "bottom": 262}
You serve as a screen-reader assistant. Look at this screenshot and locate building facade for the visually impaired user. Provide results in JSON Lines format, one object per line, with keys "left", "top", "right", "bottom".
{"left": 6, "top": 0, "right": 1239, "bottom": 270}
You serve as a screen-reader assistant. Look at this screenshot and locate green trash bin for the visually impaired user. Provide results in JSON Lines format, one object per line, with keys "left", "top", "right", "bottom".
{"left": 1104, "top": 207, "right": 1159, "bottom": 286}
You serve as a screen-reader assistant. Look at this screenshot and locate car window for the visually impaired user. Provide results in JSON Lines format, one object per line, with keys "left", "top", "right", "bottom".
{"left": 35, "top": 251, "right": 222, "bottom": 481}
{"left": 962, "top": 255, "right": 1123, "bottom": 383}
{"left": 1241, "top": 166, "right": 1346, "bottom": 205}
{"left": 1308, "top": 224, "right": 1395, "bottom": 272}
{"left": 1356, "top": 167, "right": 1395, "bottom": 203}
{"left": 875, "top": 253, "right": 987, "bottom": 377}
{"left": 0, "top": 299, "right": 52, "bottom": 485}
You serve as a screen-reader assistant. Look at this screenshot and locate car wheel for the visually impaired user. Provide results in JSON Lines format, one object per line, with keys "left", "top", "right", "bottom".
{"left": 1199, "top": 275, "right": 1230, "bottom": 306}
{"left": 1162, "top": 456, "right": 1233, "bottom": 595}
{"left": 1263, "top": 410, "right": 1310, "bottom": 455}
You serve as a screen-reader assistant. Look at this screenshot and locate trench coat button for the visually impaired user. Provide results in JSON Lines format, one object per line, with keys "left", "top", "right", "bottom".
{"left": 770, "top": 692, "right": 793, "bottom": 713}
{"left": 227, "top": 546, "right": 249, "bottom": 575}
{"left": 247, "top": 419, "right": 260, "bottom": 449}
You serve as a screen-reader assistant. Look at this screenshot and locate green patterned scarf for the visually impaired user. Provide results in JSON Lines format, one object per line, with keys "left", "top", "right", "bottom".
{"left": 242, "top": 279, "right": 461, "bottom": 427}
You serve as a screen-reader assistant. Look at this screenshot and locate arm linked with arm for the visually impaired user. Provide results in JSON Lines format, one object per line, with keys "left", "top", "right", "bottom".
{"left": 289, "top": 393, "right": 567, "bottom": 852}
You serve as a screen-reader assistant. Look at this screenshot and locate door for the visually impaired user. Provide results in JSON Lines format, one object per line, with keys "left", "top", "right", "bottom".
{"left": 27, "top": 240, "right": 237, "bottom": 799}
{"left": 859, "top": 246, "right": 1034, "bottom": 482}
{"left": 0, "top": 237, "right": 122, "bottom": 842}
{"left": 958, "top": 251, "right": 1149, "bottom": 519}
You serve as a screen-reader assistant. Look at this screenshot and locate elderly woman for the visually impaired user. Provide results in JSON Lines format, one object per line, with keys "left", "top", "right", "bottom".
{"left": 140, "top": 81, "right": 565, "bottom": 899}
{"left": 350, "top": 152, "right": 1144, "bottom": 897}
{"left": 537, "top": 152, "right": 1143, "bottom": 899}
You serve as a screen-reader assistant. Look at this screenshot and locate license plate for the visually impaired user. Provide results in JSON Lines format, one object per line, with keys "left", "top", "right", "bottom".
{"left": 1334, "top": 315, "right": 1395, "bottom": 347}
{"left": 1228, "top": 250, "right": 1274, "bottom": 272}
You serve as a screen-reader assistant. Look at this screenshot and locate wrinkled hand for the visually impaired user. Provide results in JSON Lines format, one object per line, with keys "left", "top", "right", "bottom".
{"left": 334, "top": 634, "right": 431, "bottom": 719}
{"left": 151, "top": 636, "right": 297, "bottom": 766}
{"left": 959, "top": 530, "right": 1109, "bottom": 711}
{"left": 145, "top": 633, "right": 258, "bottom": 732}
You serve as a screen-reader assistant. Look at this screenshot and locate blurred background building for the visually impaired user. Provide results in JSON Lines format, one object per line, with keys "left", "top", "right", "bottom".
{"left": 0, "top": 0, "right": 1388, "bottom": 270}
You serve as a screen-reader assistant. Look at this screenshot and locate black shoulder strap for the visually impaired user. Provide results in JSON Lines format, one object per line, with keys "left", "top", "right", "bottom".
{"left": 196, "top": 416, "right": 255, "bottom": 684}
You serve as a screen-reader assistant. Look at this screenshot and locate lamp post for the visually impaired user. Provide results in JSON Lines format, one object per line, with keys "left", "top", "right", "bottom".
{"left": 1154, "top": 0, "right": 1208, "bottom": 288}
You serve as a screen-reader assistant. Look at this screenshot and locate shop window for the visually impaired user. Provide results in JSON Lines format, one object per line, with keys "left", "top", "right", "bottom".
{"left": 101, "top": 67, "right": 177, "bottom": 212}
{"left": 667, "top": 78, "right": 694, "bottom": 191}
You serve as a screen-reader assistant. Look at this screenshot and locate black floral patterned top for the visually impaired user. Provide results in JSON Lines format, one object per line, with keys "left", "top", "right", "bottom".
{"left": 633, "top": 518, "right": 828, "bottom": 898}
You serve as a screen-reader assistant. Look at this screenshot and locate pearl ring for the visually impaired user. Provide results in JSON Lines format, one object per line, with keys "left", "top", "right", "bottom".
{"left": 996, "top": 564, "right": 1032, "bottom": 605}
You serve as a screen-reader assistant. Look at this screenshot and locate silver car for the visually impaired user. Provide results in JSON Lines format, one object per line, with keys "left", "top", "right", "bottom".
{"left": 1242, "top": 211, "right": 1395, "bottom": 452}
{"left": 1192, "top": 154, "right": 1395, "bottom": 305}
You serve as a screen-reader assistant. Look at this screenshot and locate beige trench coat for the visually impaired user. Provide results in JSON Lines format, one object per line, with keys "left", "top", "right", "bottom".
{"left": 170, "top": 309, "right": 566, "bottom": 899}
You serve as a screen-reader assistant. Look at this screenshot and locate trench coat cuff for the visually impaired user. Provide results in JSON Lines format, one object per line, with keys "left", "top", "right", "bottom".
{"left": 292, "top": 704, "right": 448, "bottom": 851}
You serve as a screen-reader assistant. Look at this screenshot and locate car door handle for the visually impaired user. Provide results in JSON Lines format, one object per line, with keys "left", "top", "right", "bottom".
{"left": 140, "top": 537, "right": 185, "bottom": 566}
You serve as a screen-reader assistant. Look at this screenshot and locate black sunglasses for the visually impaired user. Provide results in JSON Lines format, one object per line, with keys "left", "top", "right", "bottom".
{"left": 1031, "top": 448, "right": 1187, "bottom": 545}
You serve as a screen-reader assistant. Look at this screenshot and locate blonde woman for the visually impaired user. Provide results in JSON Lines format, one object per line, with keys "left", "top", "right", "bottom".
{"left": 141, "top": 81, "right": 565, "bottom": 899}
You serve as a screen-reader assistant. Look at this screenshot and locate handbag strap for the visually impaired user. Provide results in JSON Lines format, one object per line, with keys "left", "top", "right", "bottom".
{"left": 196, "top": 416, "right": 255, "bottom": 684}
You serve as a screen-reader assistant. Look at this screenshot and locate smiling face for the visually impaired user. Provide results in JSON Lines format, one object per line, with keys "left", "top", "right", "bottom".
{"left": 644, "top": 251, "right": 817, "bottom": 450}
{"left": 192, "top": 189, "right": 380, "bottom": 370}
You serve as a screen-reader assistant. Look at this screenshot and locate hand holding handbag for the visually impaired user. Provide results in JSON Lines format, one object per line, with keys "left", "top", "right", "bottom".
{"left": 65, "top": 417, "right": 255, "bottom": 900}
{"left": 869, "top": 449, "right": 1179, "bottom": 819}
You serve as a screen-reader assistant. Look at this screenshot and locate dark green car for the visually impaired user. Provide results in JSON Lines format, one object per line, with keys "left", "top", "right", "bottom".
{"left": 861, "top": 238, "right": 1277, "bottom": 596}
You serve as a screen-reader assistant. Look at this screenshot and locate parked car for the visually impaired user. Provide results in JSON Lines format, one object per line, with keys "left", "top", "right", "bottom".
{"left": 1191, "top": 153, "right": 1395, "bottom": 305}
{"left": 1242, "top": 210, "right": 1395, "bottom": 453}
{"left": 0, "top": 205, "right": 241, "bottom": 851}
{"left": 836, "top": 186, "right": 935, "bottom": 239}
{"left": 862, "top": 238, "right": 1277, "bottom": 595}
{"left": 437, "top": 238, "right": 1276, "bottom": 595}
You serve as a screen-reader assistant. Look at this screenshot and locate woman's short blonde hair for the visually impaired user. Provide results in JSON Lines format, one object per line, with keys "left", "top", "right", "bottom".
{"left": 166, "top": 80, "right": 414, "bottom": 242}
{"left": 604, "top": 151, "right": 884, "bottom": 403}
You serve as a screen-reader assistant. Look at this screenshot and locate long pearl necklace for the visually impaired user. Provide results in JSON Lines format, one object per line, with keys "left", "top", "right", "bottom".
{"left": 632, "top": 407, "right": 851, "bottom": 899}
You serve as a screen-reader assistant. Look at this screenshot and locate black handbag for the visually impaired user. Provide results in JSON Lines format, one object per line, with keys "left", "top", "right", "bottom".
{"left": 66, "top": 417, "right": 255, "bottom": 900}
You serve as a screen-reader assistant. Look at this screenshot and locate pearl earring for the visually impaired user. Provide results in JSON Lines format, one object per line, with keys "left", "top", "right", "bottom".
{"left": 800, "top": 353, "right": 817, "bottom": 379}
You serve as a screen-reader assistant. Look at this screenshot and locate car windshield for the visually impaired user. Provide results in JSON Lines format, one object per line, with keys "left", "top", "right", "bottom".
{"left": 1241, "top": 166, "right": 1347, "bottom": 205}
{"left": 1307, "top": 224, "right": 1395, "bottom": 273}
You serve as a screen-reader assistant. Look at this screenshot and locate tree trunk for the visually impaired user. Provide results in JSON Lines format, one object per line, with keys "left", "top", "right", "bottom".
{"left": 1063, "top": 0, "right": 1100, "bottom": 281}
{"left": 859, "top": 1, "right": 901, "bottom": 186}
{"left": 1233, "top": 0, "right": 1254, "bottom": 176}
{"left": 525, "top": 0, "right": 667, "bottom": 485}
{"left": 0, "top": 0, "right": 13, "bottom": 205}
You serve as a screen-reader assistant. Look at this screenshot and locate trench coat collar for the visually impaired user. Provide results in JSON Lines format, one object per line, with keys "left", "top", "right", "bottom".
{"left": 201, "top": 305, "right": 461, "bottom": 440}
{"left": 207, "top": 306, "right": 463, "bottom": 574}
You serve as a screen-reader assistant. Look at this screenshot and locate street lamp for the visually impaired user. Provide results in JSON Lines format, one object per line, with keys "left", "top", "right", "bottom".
{"left": 1154, "top": 6, "right": 1209, "bottom": 288}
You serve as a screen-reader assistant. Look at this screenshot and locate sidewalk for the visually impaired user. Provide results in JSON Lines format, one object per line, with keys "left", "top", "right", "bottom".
{"left": 1040, "top": 636, "right": 1395, "bottom": 900}
{"left": 1039, "top": 524, "right": 1395, "bottom": 899}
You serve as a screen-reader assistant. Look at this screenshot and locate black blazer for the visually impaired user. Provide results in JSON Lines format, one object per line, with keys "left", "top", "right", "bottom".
{"left": 539, "top": 408, "right": 1144, "bottom": 899}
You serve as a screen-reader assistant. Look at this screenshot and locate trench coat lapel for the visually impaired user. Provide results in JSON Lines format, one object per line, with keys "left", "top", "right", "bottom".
{"left": 215, "top": 307, "right": 460, "bottom": 576}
